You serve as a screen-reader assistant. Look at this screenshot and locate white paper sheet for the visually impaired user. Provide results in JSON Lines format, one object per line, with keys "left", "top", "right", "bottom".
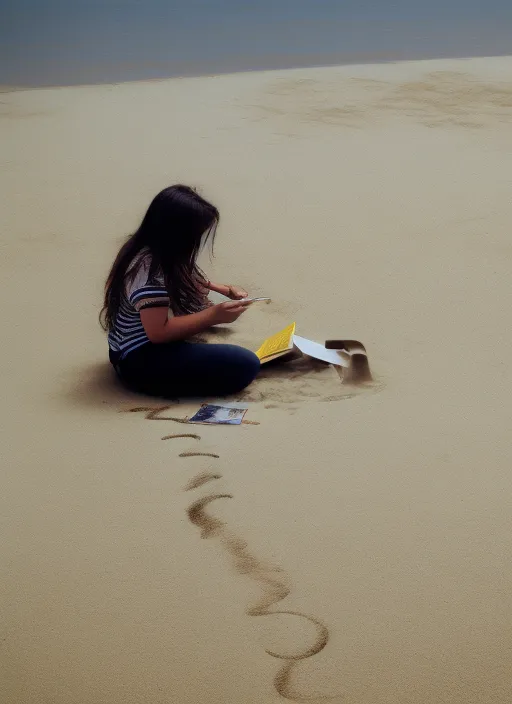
{"left": 293, "top": 335, "right": 348, "bottom": 367}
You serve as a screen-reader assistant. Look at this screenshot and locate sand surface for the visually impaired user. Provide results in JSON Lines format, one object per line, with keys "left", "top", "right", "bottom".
{"left": 1, "top": 57, "right": 512, "bottom": 703}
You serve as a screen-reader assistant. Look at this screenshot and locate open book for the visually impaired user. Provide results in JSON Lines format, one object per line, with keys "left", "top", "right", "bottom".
{"left": 256, "top": 323, "right": 346, "bottom": 366}
{"left": 255, "top": 323, "right": 373, "bottom": 383}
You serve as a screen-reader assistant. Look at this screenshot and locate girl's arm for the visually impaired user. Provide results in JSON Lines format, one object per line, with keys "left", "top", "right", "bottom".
{"left": 140, "top": 300, "right": 250, "bottom": 344}
{"left": 208, "top": 281, "right": 248, "bottom": 300}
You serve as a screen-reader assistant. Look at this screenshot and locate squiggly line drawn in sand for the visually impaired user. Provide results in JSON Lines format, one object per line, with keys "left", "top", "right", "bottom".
{"left": 187, "top": 493, "right": 234, "bottom": 537}
{"left": 184, "top": 472, "right": 223, "bottom": 491}
{"left": 180, "top": 452, "right": 220, "bottom": 459}
{"left": 124, "top": 406, "right": 189, "bottom": 423}
{"left": 161, "top": 433, "right": 201, "bottom": 441}
{"left": 186, "top": 488, "right": 335, "bottom": 701}
{"left": 274, "top": 661, "right": 335, "bottom": 702}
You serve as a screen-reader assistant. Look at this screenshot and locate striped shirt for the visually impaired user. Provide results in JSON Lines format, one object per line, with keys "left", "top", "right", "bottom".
{"left": 108, "top": 256, "right": 170, "bottom": 360}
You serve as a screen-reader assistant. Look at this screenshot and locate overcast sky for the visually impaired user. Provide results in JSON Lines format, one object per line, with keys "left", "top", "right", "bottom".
{"left": 2, "top": 0, "right": 511, "bottom": 85}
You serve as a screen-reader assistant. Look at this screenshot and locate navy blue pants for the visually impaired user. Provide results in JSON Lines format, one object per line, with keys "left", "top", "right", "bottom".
{"left": 111, "top": 341, "right": 260, "bottom": 398}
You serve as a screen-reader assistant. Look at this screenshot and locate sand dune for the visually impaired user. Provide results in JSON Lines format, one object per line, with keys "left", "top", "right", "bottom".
{"left": 1, "top": 57, "right": 512, "bottom": 703}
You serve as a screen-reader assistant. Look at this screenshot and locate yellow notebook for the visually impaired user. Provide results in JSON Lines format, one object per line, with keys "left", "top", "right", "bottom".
{"left": 255, "top": 322, "right": 296, "bottom": 364}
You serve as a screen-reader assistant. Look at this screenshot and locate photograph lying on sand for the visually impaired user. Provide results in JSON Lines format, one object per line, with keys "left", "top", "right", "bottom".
{"left": 188, "top": 404, "right": 249, "bottom": 425}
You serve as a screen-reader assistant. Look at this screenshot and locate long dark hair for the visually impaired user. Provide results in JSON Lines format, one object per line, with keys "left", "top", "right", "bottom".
{"left": 100, "top": 185, "right": 219, "bottom": 331}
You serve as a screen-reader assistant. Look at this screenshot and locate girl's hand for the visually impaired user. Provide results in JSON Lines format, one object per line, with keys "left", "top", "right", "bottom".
{"left": 227, "top": 285, "right": 248, "bottom": 300}
{"left": 209, "top": 300, "right": 251, "bottom": 325}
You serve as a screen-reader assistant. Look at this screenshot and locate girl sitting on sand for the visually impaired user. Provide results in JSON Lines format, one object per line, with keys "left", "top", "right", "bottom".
{"left": 100, "top": 185, "right": 260, "bottom": 397}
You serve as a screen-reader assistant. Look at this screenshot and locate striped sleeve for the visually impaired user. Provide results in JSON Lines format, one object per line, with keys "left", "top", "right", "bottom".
{"left": 130, "top": 285, "right": 170, "bottom": 312}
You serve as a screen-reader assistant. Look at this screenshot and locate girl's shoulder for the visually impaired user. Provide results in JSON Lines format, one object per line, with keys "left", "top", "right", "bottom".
{"left": 125, "top": 249, "right": 164, "bottom": 297}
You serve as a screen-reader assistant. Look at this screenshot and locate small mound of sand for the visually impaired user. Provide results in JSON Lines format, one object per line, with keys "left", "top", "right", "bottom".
{"left": 235, "top": 357, "right": 355, "bottom": 404}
